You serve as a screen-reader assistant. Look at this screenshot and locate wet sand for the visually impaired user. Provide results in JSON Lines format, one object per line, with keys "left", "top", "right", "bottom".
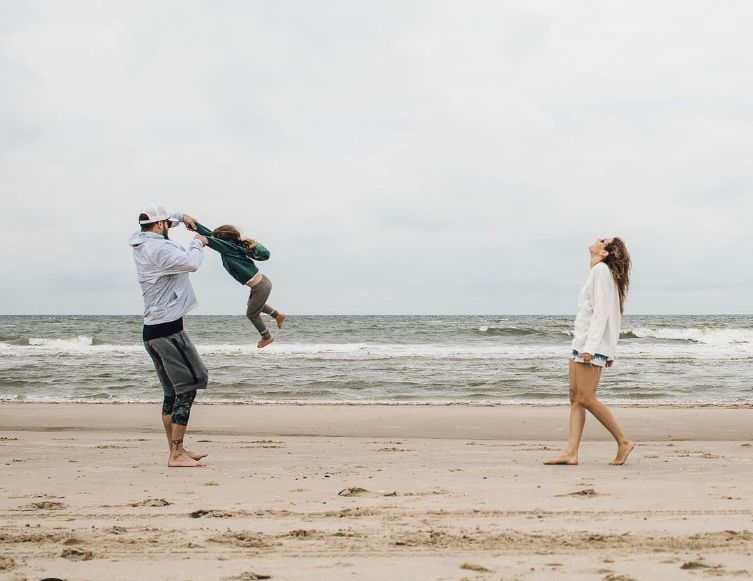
{"left": 0, "top": 404, "right": 751, "bottom": 580}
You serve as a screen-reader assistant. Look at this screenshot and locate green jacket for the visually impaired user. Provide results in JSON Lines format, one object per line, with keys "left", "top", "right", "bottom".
{"left": 195, "top": 223, "right": 270, "bottom": 285}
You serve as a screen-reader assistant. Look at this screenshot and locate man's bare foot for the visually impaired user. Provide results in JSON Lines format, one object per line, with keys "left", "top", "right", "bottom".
{"left": 275, "top": 312, "right": 286, "bottom": 329}
{"left": 257, "top": 336, "right": 275, "bottom": 348}
{"left": 610, "top": 440, "right": 636, "bottom": 465}
{"left": 168, "top": 452, "right": 205, "bottom": 468}
{"left": 544, "top": 453, "right": 578, "bottom": 465}
{"left": 185, "top": 450, "right": 207, "bottom": 461}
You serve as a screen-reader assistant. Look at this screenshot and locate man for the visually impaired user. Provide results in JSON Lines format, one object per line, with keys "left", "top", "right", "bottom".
{"left": 129, "top": 204, "right": 209, "bottom": 468}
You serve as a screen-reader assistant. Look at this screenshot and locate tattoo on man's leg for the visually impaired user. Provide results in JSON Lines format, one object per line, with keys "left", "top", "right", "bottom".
{"left": 171, "top": 439, "right": 184, "bottom": 450}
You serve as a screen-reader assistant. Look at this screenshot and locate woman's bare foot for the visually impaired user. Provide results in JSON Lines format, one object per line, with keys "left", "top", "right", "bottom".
{"left": 257, "top": 336, "right": 275, "bottom": 349}
{"left": 610, "top": 440, "right": 636, "bottom": 465}
{"left": 185, "top": 450, "right": 207, "bottom": 461}
{"left": 168, "top": 452, "right": 205, "bottom": 468}
{"left": 275, "top": 312, "right": 286, "bottom": 329}
{"left": 544, "top": 453, "right": 578, "bottom": 465}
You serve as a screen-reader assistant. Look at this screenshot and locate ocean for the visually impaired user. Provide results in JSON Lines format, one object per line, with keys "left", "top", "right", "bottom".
{"left": 0, "top": 315, "right": 751, "bottom": 404}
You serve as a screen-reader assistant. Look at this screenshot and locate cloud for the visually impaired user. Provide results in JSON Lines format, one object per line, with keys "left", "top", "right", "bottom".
{"left": 1, "top": 1, "right": 751, "bottom": 314}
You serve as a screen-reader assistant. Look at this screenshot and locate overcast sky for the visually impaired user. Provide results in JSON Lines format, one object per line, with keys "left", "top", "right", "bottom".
{"left": 1, "top": 1, "right": 751, "bottom": 315}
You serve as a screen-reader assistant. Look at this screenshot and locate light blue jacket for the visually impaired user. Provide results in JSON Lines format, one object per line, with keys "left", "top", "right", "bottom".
{"left": 128, "top": 213, "right": 204, "bottom": 325}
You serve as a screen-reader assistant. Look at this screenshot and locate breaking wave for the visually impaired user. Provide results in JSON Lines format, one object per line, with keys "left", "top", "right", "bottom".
{"left": 622, "top": 327, "right": 753, "bottom": 344}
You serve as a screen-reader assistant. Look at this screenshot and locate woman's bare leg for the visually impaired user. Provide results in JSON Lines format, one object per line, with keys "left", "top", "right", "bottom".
{"left": 572, "top": 362, "right": 635, "bottom": 465}
{"left": 566, "top": 360, "right": 587, "bottom": 459}
{"left": 544, "top": 360, "right": 583, "bottom": 465}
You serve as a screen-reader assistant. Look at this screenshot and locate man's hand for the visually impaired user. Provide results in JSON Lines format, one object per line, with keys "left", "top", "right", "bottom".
{"left": 194, "top": 234, "right": 208, "bottom": 246}
{"left": 183, "top": 214, "right": 198, "bottom": 231}
{"left": 605, "top": 360, "right": 614, "bottom": 368}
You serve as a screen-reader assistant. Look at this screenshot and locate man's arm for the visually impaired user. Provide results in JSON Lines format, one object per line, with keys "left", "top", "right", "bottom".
{"left": 157, "top": 239, "right": 205, "bottom": 274}
{"left": 168, "top": 213, "right": 207, "bottom": 245}
{"left": 168, "top": 212, "right": 199, "bottom": 231}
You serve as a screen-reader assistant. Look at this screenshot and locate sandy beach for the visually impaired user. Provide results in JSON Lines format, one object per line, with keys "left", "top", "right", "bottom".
{"left": 1, "top": 403, "right": 751, "bottom": 580}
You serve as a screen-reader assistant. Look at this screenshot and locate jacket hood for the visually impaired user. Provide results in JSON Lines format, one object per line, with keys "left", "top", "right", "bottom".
{"left": 129, "top": 231, "right": 152, "bottom": 247}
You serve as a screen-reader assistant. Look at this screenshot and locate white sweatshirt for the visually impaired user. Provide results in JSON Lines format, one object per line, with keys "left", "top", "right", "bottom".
{"left": 571, "top": 261, "right": 622, "bottom": 359}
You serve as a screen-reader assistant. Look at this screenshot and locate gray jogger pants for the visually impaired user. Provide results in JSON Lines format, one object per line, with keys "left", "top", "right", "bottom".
{"left": 246, "top": 275, "right": 278, "bottom": 339}
{"left": 144, "top": 330, "right": 208, "bottom": 396}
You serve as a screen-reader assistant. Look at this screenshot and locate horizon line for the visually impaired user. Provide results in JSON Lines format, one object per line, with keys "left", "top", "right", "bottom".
{"left": 0, "top": 313, "right": 751, "bottom": 317}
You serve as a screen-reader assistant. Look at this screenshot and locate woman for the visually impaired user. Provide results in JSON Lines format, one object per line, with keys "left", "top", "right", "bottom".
{"left": 545, "top": 237, "right": 635, "bottom": 466}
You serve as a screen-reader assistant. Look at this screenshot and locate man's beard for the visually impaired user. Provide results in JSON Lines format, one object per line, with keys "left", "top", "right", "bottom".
{"left": 162, "top": 223, "right": 170, "bottom": 239}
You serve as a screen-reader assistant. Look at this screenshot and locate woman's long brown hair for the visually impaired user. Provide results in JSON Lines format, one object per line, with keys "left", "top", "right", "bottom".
{"left": 603, "top": 237, "right": 631, "bottom": 314}
{"left": 211, "top": 225, "right": 257, "bottom": 253}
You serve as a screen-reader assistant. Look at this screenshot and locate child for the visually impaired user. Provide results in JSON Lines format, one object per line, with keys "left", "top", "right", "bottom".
{"left": 193, "top": 222, "right": 285, "bottom": 348}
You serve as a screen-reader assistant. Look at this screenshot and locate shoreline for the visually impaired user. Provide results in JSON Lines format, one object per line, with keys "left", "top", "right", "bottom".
{"left": 2, "top": 399, "right": 752, "bottom": 408}
{"left": 1, "top": 402, "right": 751, "bottom": 440}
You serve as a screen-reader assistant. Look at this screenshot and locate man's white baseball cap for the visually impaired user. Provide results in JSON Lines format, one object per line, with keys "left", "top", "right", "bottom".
{"left": 139, "top": 204, "right": 179, "bottom": 227}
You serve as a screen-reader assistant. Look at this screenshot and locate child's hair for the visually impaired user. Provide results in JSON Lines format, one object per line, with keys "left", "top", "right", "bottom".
{"left": 212, "top": 225, "right": 257, "bottom": 253}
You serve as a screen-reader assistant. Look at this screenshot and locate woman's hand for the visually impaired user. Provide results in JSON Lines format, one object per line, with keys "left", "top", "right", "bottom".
{"left": 582, "top": 352, "right": 593, "bottom": 363}
{"left": 606, "top": 360, "right": 614, "bottom": 368}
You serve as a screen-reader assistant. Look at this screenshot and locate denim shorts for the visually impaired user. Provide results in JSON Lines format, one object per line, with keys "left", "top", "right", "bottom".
{"left": 571, "top": 349, "right": 609, "bottom": 367}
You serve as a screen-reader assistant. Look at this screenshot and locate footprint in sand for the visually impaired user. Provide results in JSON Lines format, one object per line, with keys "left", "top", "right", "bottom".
{"left": 337, "top": 487, "right": 407, "bottom": 498}
{"left": 556, "top": 488, "right": 599, "bottom": 497}
{"left": 128, "top": 498, "right": 171, "bottom": 507}
{"left": 402, "top": 489, "right": 448, "bottom": 497}
{"left": 61, "top": 547, "right": 94, "bottom": 561}
{"left": 284, "top": 529, "right": 322, "bottom": 539}
{"left": 23, "top": 501, "right": 66, "bottom": 510}
{"left": 222, "top": 573, "right": 272, "bottom": 580}
{"left": 108, "top": 526, "right": 127, "bottom": 535}
{"left": 208, "top": 531, "right": 275, "bottom": 549}
{"left": 460, "top": 562, "right": 493, "bottom": 572}
{"left": 338, "top": 487, "right": 372, "bottom": 497}
{"left": 680, "top": 560, "right": 722, "bottom": 571}
{"left": 190, "top": 509, "right": 234, "bottom": 518}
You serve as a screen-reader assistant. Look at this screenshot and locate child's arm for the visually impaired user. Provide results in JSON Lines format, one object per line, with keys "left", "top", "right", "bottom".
{"left": 194, "top": 222, "right": 249, "bottom": 259}
{"left": 193, "top": 222, "right": 213, "bottom": 237}
{"left": 251, "top": 242, "right": 270, "bottom": 261}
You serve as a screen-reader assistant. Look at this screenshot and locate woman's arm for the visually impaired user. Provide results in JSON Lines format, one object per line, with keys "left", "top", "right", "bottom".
{"left": 582, "top": 266, "right": 613, "bottom": 357}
